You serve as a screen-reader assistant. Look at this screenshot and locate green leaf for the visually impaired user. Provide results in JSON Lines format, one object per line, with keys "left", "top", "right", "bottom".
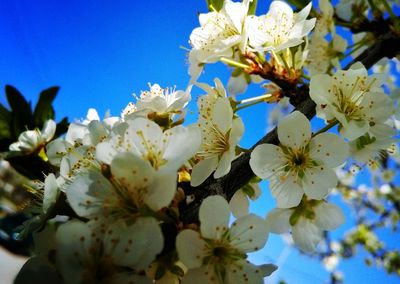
{"left": 55, "top": 117, "right": 69, "bottom": 138}
{"left": 33, "top": 86, "right": 59, "bottom": 126}
{"left": 5, "top": 85, "right": 34, "bottom": 135}
{"left": 0, "top": 103, "right": 11, "bottom": 139}
{"left": 14, "top": 256, "right": 62, "bottom": 284}
{"left": 248, "top": 0, "right": 257, "bottom": 15}
{"left": 206, "top": 0, "right": 223, "bottom": 11}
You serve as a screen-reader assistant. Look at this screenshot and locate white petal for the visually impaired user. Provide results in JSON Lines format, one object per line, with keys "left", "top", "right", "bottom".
{"left": 270, "top": 175, "right": 303, "bottom": 208}
{"left": 214, "top": 149, "right": 234, "bottom": 178}
{"left": 190, "top": 157, "right": 218, "bottom": 187}
{"left": 278, "top": 111, "right": 311, "bottom": 149}
{"left": 163, "top": 125, "right": 201, "bottom": 171}
{"left": 265, "top": 208, "right": 292, "bottom": 234}
{"left": 105, "top": 218, "right": 163, "bottom": 269}
{"left": 309, "top": 133, "right": 348, "bottom": 167}
{"left": 43, "top": 174, "right": 59, "bottom": 213}
{"left": 56, "top": 221, "right": 92, "bottom": 284}
{"left": 182, "top": 267, "right": 218, "bottom": 284}
{"left": 230, "top": 214, "right": 269, "bottom": 253}
{"left": 250, "top": 144, "right": 285, "bottom": 179}
{"left": 302, "top": 167, "right": 337, "bottom": 200}
{"left": 176, "top": 230, "right": 206, "bottom": 269}
{"left": 199, "top": 195, "right": 230, "bottom": 239}
{"left": 229, "top": 190, "right": 249, "bottom": 218}
{"left": 41, "top": 119, "right": 56, "bottom": 142}
{"left": 227, "top": 261, "right": 275, "bottom": 284}
{"left": 66, "top": 171, "right": 112, "bottom": 218}
{"left": 212, "top": 97, "right": 233, "bottom": 133}
{"left": 315, "top": 202, "right": 345, "bottom": 230}
{"left": 145, "top": 168, "right": 177, "bottom": 211}
{"left": 292, "top": 218, "right": 322, "bottom": 252}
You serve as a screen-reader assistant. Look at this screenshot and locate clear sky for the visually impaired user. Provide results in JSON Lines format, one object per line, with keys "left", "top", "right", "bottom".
{"left": 0, "top": 0, "right": 399, "bottom": 283}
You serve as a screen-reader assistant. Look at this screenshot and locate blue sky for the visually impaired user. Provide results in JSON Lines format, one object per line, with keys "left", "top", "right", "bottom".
{"left": 1, "top": 0, "right": 399, "bottom": 283}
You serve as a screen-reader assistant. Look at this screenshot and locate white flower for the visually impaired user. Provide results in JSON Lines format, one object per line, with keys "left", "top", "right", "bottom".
{"left": 266, "top": 200, "right": 344, "bottom": 252}
{"left": 9, "top": 119, "right": 56, "bottom": 153}
{"left": 247, "top": 1, "right": 315, "bottom": 53}
{"left": 310, "top": 63, "right": 394, "bottom": 140}
{"left": 124, "top": 84, "right": 190, "bottom": 120}
{"left": 176, "top": 196, "right": 276, "bottom": 283}
{"left": 314, "top": 0, "right": 335, "bottom": 36}
{"left": 335, "top": 0, "right": 367, "bottom": 21}
{"left": 43, "top": 173, "right": 61, "bottom": 213}
{"left": 306, "top": 34, "right": 347, "bottom": 76}
{"left": 56, "top": 218, "right": 162, "bottom": 284}
{"left": 188, "top": 0, "right": 252, "bottom": 81}
{"left": 191, "top": 97, "right": 244, "bottom": 186}
{"left": 250, "top": 111, "right": 348, "bottom": 208}
{"left": 96, "top": 117, "right": 201, "bottom": 172}
{"left": 66, "top": 153, "right": 177, "bottom": 220}
{"left": 349, "top": 123, "right": 396, "bottom": 163}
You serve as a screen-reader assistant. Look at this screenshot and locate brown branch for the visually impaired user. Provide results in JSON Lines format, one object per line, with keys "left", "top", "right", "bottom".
{"left": 181, "top": 30, "right": 400, "bottom": 224}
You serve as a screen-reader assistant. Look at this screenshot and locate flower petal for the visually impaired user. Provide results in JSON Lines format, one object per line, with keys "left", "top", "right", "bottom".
{"left": 199, "top": 195, "right": 230, "bottom": 239}
{"left": 278, "top": 111, "right": 311, "bottom": 148}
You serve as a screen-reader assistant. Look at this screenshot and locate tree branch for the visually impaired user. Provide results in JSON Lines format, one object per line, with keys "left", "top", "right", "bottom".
{"left": 181, "top": 30, "right": 400, "bottom": 224}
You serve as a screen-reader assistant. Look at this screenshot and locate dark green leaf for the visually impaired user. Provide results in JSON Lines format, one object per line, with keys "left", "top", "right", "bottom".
{"left": 5, "top": 85, "right": 34, "bottom": 133}
{"left": 55, "top": 117, "right": 69, "bottom": 138}
{"left": 33, "top": 86, "right": 59, "bottom": 126}
{"left": 0, "top": 103, "right": 11, "bottom": 139}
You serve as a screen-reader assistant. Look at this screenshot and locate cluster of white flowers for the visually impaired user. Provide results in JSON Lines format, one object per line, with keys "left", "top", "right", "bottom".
{"left": 7, "top": 0, "right": 400, "bottom": 282}
{"left": 189, "top": 0, "right": 316, "bottom": 93}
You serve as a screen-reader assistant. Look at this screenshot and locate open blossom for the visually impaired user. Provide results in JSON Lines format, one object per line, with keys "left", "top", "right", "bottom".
{"left": 306, "top": 34, "right": 347, "bottom": 76}
{"left": 188, "top": 0, "right": 251, "bottom": 81}
{"left": 247, "top": 1, "right": 315, "bottom": 53}
{"left": 191, "top": 97, "right": 244, "bottom": 186}
{"left": 266, "top": 200, "right": 345, "bottom": 252}
{"left": 123, "top": 83, "right": 190, "bottom": 119}
{"left": 96, "top": 117, "right": 201, "bottom": 172}
{"left": 314, "top": 0, "right": 335, "bottom": 36}
{"left": 9, "top": 119, "right": 56, "bottom": 153}
{"left": 56, "top": 219, "right": 162, "bottom": 284}
{"left": 250, "top": 111, "right": 348, "bottom": 208}
{"left": 176, "top": 196, "right": 276, "bottom": 283}
{"left": 310, "top": 63, "right": 394, "bottom": 140}
{"left": 349, "top": 123, "right": 397, "bottom": 163}
{"left": 66, "top": 153, "right": 177, "bottom": 221}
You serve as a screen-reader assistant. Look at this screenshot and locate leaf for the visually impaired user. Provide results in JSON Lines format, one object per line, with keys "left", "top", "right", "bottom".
{"left": 0, "top": 103, "right": 11, "bottom": 139}
{"left": 33, "top": 86, "right": 59, "bottom": 126}
{"left": 206, "top": 0, "right": 223, "bottom": 11}
{"left": 248, "top": 0, "right": 257, "bottom": 15}
{"left": 5, "top": 85, "right": 34, "bottom": 135}
{"left": 55, "top": 117, "right": 69, "bottom": 138}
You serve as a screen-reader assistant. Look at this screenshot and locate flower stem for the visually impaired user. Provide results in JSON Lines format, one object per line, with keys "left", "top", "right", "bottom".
{"left": 312, "top": 120, "right": 338, "bottom": 137}
{"left": 235, "top": 93, "right": 273, "bottom": 111}
{"left": 220, "top": 57, "right": 250, "bottom": 69}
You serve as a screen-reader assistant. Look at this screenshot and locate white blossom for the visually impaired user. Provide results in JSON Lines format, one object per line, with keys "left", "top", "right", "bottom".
{"left": 56, "top": 219, "right": 162, "bottom": 284}
{"left": 176, "top": 196, "right": 276, "bottom": 283}
{"left": 266, "top": 201, "right": 344, "bottom": 252}
{"left": 191, "top": 97, "right": 244, "bottom": 186}
{"left": 188, "top": 0, "right": 252, "bottom": 81}
{"left": 310, "top": 62, "right": 394, "bottom": 140}
{"left": 250, "top": 111, "right": 348, "bottom": 208}
{"left": 247, "top": 1, "right": 315, "bottom": 53}
{"left": 10, "top": 119, "right": 56, "bottom": 154}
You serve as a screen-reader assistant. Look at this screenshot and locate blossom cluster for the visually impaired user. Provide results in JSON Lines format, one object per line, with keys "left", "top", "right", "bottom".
{"left": 5, "top": 0, "right": 400, "bottom": 283}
